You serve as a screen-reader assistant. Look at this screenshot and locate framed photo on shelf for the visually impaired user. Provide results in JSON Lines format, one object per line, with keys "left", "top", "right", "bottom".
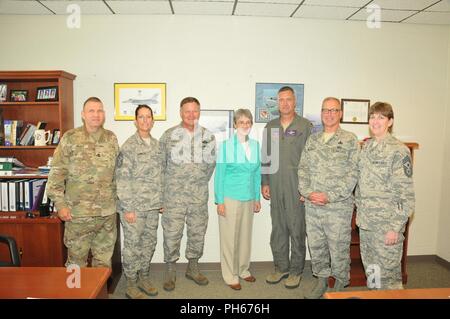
{"left": 51, "top": 129, "right": 61, "bottom": 145}
{"left": 340, "top": 99, "right": 370, "bottom": 124}
{"left": 255, "top": 83, "right": 304, "bottom": 123}
{"left": 114, "top": 83, "right": 166, "bottom": 121}
{"left": 10, "top": 90, "right": 28, "bottom": 102}
{"left": 199, "top": 109, "right": 234, "bottom": 145}
{"left": 36, "top": 86, "right": 58, "bottom": 102}
{"left": 0, "top": 83, "right": 7, "bottom": 102}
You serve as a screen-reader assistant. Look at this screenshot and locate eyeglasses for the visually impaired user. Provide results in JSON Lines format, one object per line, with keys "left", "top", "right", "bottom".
{"left": 321, "top": 108, "right": 341, "bottom": 114}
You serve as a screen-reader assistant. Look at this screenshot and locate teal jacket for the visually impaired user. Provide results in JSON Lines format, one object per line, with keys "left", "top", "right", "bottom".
{"left": 214, "top": 134, "right": 261, "bottom": 204}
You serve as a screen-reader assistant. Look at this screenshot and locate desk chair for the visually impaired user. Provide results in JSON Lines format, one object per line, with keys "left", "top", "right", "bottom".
{"left": 0, "top": 235, "right": 21, "bottom": 267}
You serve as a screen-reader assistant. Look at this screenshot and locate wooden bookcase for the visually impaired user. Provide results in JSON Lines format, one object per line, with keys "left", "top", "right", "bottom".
{"left": 0, "top": 70, "right": 122, "bottom": 293}
{"left": 0, "top": 70, "right": 75, "bottom": 267}
{"left": 329, "top": 142, "right": 419, "bottom": 287}
{"left": 0, "top": 70, "right": 75, "bottom": 167}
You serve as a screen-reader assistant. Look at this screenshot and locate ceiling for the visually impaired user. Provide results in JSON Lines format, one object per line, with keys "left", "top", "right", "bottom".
{"left": 0, "top": 0, "right": 449, "bottom": 25}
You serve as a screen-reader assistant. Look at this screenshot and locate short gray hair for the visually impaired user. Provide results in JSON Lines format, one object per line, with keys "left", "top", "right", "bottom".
{"left": 322, "top": 97, "right": 341, "bottom": 108}
{"left": 233, "top": 109, "right": 253, "bottom": 125}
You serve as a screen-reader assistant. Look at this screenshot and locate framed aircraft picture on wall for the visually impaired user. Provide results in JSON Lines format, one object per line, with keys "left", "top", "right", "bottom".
{"left": 255, "top": 82, "right": 304, "bottom": 123}
{"left": 114, "top": 83, "right": 166, "bottom": 120}
{"left": 199, "top": 109, "right": 234, "bottom": 145}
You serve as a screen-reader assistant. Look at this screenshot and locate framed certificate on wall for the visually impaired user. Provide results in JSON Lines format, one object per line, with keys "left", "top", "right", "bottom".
{"left": 341, "top": 99, "right": 370, "bottom": 124}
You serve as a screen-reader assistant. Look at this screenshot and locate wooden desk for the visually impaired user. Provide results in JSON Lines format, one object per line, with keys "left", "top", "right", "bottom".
{"left": 0, "top": 267, "right": 111, "bottom": 299}
{"left": 324, "top": 288, "right": 450, "bottom": 299}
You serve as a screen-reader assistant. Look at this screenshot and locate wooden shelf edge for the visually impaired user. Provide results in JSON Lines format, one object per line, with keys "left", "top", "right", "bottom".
{"left": 0, "top": 175, "right": 48, "bottom": 179}
{"left": 0, "top": 70, "right": 76, "bottom": 80}
{"left": 0, "top": 146, "right": 56, "bottom": 149}
{"left": 0, "top": 216, "right": 61, "bottom": 224}
{"left": 0, "top": 102, "right": 59, "bottom": 106}
{"left": 0, "top": 146, "right": 56, "bottom": 150}
{"left": 0, "top": 211, "right": 60, "bottom": 221}
{"left": 404, "top": 142, "right": 419, "bottom": 150}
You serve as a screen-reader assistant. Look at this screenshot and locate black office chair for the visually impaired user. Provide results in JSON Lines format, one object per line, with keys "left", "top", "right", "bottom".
{"left": 0, "top": 235, "right": 21, "bottom": 267}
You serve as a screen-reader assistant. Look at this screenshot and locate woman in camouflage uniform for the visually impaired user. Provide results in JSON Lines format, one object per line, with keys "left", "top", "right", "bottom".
{"left": 115, "top": 105, "right": 164, "bottom": 299}
{"left": 356, "top": 102, "right": 415, "bottom": 290}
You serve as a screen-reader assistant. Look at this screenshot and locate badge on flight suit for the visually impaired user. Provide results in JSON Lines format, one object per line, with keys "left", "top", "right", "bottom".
{"left": 402, "top": 155, "right": 413, "bottom": 177}
{"left": 285, "top": 129, "right": 298, "bottom": 136}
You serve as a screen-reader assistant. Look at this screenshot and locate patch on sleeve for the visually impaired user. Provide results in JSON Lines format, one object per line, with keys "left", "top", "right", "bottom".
{"left": 116, "top": 153, "right": 123, "bottom": 168}
{"left": 402, "top": 155, "right": 412, "bottom": 177}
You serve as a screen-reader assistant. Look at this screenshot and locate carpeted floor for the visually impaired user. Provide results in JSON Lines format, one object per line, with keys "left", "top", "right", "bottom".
{"left": 109, "top": 257, "right": 450, "bottom": 299}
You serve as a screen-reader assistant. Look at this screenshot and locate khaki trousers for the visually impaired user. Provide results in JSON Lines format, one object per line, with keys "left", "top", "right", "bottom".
{"left": 219, "top": 197, "right": 254, "bottom": 285}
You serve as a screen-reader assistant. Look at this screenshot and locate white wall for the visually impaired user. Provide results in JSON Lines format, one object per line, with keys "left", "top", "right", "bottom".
{"left": 437, "top": 30, "right": 450, "bottom": 263}
{"left": 0, "top": 15, "right": 448, "bottom": 262}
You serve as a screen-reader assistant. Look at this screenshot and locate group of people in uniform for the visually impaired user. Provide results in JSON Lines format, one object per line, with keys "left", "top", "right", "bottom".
{"left": 46, "top": 86, "right": 415, "bottom": 299}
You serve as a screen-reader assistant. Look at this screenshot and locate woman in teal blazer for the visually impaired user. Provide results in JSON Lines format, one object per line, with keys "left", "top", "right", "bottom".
{"left": 214, "top": 109, "right": 261, "bottom": 290}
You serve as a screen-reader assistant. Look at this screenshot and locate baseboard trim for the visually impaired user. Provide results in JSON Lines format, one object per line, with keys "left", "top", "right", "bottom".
{"left": 435, "top": 255, "right": 450, "bottom": 270}
{"left": 148, "top": 255, "right": 448, "bottom": 272}
{"left": 406, "top": 255, "right": 436, "bottom": 262}
{"left": 406, "top": 254, "right": 450, "bottom": 270}
{"left": 150, "top": 261, "right": 312, "bottom": 272}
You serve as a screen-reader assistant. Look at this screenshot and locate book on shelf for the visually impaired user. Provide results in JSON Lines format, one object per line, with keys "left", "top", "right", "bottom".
{"left": 0, "top": 162, "right": 13, "bottom": 171}
{"left": 2, "top": 120, "right": 48, "bottom": 146}
{"left": 3, "top": 120, "right": 24, "bottom": 146}
{"left": 0, "top": 181, "right": 8, "bottom": 211}
{"left": 0, "top": 178, "right": 49, "bottom": 213}
{"left": 31, "top": 180, "right": 47, "bottom": 211}
{"left": 8, "top": 180, "right": 18, "bottom": 211}
{"left": 0, "top": 108, "right": 4, "bottom": 146}
{"left": 0, "top": 157, "right": 26, "bottom": 168}
{"left": 0, "top": 157, "right": 26, "bottom": 176}
{"left": 36, "top": 121, "right": 47, "bottom": 130}
{"left": 0, "top": 158, "right": 13, "bottom": 175}
{"left": 11, "top": 120, "right": 24, "bottom": 146}
{"left": 17, "top": 123, "right": 31, "bottom": 144}
{"left": 19, "top": 124, "right": 36, "bottom": 146}
{"left": 3, "top": 120, "right": 12, "bottom": 146}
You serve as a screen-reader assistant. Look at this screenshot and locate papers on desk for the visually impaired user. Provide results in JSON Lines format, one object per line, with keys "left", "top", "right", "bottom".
{"left": 38, "top": 166, "right": 51, "bottom": 174}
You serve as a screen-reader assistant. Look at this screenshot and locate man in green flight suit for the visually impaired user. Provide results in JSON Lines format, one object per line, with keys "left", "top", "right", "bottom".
{"left": 262, "top": 86, "right": 312, "bottom": 289}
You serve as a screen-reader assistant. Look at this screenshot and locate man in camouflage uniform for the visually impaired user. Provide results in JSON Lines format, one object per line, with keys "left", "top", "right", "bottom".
{"left": 356, "top": 102, "right": 415, "bottom": 290}
{"left": 47, "top": 97, "right": 119, "bottom": 269}
{"left": 298, "top": 97, "right": 359, "bottom": 298}
{"left": 262, "top": 86, "right": 312, "bottom": 289}
{"left": 115, "top": 105, "right": 163, "bottom": 299}
{"left": 160, "top": 97, "right": 216, "bottom": 291}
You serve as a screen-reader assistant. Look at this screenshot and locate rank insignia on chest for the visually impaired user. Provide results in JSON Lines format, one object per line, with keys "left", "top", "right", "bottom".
{"left": 116, "top": 153, "right": 123, "bottom": 167}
